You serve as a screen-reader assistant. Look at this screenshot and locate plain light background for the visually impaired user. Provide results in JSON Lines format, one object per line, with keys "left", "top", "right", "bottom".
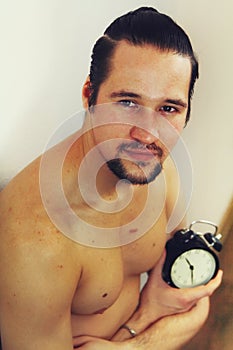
{"left": 1, "top": 0, "right": 232, "bottom": 227}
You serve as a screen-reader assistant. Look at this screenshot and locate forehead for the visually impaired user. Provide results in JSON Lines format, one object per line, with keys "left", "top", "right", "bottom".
{"left": 103, "top": 40, "right": 191, "bottom": 100}
{"left": 111, "top": 40, "right": 191, "bottom": 75}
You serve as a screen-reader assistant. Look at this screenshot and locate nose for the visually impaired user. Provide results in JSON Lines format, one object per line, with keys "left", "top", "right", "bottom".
{"left": 129, "top": 126, "right": 159, "bottom": 145}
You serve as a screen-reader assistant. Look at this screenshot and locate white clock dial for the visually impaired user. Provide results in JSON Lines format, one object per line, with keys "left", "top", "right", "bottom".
{"left": 171, "top": 249, "right": 216, "bottom": 288}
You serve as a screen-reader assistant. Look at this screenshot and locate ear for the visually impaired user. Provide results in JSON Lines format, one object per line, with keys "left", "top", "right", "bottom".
{"left": 82, "top": 76, "right": 91, "bottom": 109}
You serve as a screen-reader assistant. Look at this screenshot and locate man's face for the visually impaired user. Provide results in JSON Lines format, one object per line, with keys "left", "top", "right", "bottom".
{"left": 83, "top": 41, "right": 191, "bottom": 185}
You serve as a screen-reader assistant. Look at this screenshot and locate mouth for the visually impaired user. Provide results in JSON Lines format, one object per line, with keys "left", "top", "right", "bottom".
{"left": 121, "top": 143, "right": 163, "bottom": 162}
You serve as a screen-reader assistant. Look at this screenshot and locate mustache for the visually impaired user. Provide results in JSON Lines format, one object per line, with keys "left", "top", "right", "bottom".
{"left": 118, "top": 141, "right": 163, "bottom": 158}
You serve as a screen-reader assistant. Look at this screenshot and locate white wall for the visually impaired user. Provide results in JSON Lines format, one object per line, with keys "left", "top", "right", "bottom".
{"left": 1, "top": 0, "right": 232, "bottom": 226}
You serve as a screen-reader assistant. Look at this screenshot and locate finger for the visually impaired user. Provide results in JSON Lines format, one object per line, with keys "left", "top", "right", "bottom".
{"left": 73, "top": 336, "right": 98, "bottom": 347}
{"left": 176, "top": 269, "right": 223, "bottom": 307}
{"left": 191, "top": 269, "right": 223, "bottom": 297}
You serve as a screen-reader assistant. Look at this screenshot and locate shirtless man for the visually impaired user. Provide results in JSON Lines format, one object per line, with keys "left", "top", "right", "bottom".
{"left": 0, "top": 7, "right": 222, "bottom": 350}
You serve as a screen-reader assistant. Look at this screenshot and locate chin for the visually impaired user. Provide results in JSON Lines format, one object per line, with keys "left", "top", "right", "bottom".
{"left": 107, "top": 158, "right": 162, "bottom": 185}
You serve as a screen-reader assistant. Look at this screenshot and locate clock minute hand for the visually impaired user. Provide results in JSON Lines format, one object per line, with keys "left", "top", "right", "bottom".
{"left": 185, "top": 258, "right": 194, "bottom": 284}
{"left": 185, "top": 258, "right": 194, "bottom": 268}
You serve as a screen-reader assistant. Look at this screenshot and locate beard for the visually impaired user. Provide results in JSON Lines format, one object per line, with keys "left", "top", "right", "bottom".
{"left": 107, "top": 157, "right": 162, "bottom": 185}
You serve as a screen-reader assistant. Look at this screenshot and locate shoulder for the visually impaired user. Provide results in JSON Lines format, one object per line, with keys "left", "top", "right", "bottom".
{"left": 0, "top": 154, "right": 84, "bottom": 281}
{"left": 0, "top": 157, "right": 41, "bottom": 237}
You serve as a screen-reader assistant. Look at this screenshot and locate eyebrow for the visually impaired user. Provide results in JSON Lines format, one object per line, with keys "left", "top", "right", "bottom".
{"left": 110, "top": 91, "right": 141, "bottom": 99}
{"left": 110, "top": 91, "right": 187, "bottom": 108}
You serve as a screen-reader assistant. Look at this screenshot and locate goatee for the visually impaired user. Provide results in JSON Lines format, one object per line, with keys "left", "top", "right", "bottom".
{"left": 107, "top": 158, "right": 162, "bottom": 185}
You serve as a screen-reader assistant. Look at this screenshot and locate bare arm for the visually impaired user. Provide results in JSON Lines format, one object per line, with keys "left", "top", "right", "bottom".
{"left": 73, "top": 297, "right": 211, "bottom": 349}
{"left": 0, "top": 226, "right": 81, "bottom": 350}
{"left": 125, "top": 297, "right": 211, "bottom": 350}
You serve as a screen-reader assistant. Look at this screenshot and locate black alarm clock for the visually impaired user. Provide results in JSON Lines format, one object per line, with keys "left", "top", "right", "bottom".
{"left": 162, "top": 220, "right": 222, "bottom": 288}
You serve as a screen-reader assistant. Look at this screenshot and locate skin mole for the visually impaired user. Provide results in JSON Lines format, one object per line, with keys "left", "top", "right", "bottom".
{"left": 129, "top": 228, "right": 138, "bottom": 234}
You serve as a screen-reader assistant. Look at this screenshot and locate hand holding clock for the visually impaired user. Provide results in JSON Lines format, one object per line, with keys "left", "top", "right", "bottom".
{"left": 136, "top": 221, "right": 223, "bottom": 331}
{"left": 134, "top": 250, "right": 223, "bottom": 332}
{"left": 162, "top": 221, "right": 222, "bottom": 288}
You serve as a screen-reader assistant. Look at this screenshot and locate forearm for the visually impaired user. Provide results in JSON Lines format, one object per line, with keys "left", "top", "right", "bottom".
{"left": 111, "top": 305, "right": 156, "bottom": 342}
{"left": 125, "top": 315, "right": 192, "bottom": 350}
{"left": 75, "top": 298, "right": 210, "bottom": 350}
{"left": 118, "top": 297, "right": 210, "bottom": 349}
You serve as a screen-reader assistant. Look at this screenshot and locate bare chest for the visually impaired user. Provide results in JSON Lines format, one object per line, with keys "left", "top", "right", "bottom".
{"left": 71, "top": 247, "right": 124, "bottom": 315}
{"left": 71, "top": 209, "right": 167, "bottom": 316}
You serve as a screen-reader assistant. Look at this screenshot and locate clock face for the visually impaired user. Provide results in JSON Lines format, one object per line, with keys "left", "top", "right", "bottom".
{"left": 170, "top": 249, "right": 217, "bottom": 288}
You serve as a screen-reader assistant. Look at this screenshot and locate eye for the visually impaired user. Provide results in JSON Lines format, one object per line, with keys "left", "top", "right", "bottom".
{"left": 160, "top": 105, "right": 178, "bottom": 114}
{"left": 118, "top": 100, "right": 140, "bottom": 110}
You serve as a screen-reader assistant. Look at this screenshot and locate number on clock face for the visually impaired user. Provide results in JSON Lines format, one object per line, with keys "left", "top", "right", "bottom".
{"left": 170, "top": 249, "right": 216, "bottom": 288}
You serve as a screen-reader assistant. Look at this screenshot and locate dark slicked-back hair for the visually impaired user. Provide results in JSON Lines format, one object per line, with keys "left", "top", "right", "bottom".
{"left": 88, "top": 7, "right": 199, "bottom": 125}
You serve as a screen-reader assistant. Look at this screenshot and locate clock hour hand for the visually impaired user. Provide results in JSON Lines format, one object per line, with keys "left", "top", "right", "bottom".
{"left": 185, "top": 258, "right": 194, "bottom": 284}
